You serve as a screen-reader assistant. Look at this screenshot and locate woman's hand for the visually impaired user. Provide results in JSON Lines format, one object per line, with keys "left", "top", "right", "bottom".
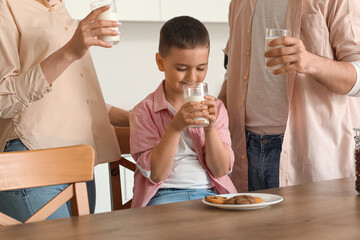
{"left": 41, "top": 6, "right": 120, "bottom": 84}
{"left": 65, "top": 5, "right": 120, "bottom": 60}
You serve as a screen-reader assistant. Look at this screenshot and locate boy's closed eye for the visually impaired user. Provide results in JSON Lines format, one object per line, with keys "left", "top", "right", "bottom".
{"left": 176, "top": 67, "right": 205, "bottom": 72}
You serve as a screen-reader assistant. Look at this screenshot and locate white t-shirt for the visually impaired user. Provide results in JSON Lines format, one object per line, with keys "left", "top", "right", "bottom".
{"left": 160, "top": 102, "right": 213, "bottom": 189}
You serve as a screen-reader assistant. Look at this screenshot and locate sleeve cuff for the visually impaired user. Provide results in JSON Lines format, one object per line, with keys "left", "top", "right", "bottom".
{"left": 136, "top": 162, "right": 151, "bottom": 178}
{"left": 136, "top": 161, "right": 165, "bottom": 186}
{"left": 15, "top": 64, "right": 52, "bottom": 105}
{"left": 347, "top": 61, "right": 360, "bottom": 97}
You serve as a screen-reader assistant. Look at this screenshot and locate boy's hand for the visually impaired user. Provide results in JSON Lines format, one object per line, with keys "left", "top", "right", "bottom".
{"left": 202, "top": 95, "right": 217, "bottom": 131}
{"left": 170, "top": 102, "right": 209, "bottom": 132}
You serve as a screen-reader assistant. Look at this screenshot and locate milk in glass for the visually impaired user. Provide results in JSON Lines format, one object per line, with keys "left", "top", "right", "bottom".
{"left": 91, "top": 0, "right": 120, "bottom": 45}
{"left": 184, "top": 95, "right": 210, "bottom": 127}
{"left": 265, "top": 28, "right": 291, "bottom": 71}
{"left": 265, "top": 37, "right": 286, "bottom": 71}
{"left": 183, "top": 82, "right": 209, "bottom": 128}
{"left": 97, "top": 10, "right": 120, "bottom": 45}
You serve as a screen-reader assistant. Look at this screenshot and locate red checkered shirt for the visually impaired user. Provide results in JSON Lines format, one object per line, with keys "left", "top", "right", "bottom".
{"left": 130, "top": 81, "right": 237, "bottom": 208}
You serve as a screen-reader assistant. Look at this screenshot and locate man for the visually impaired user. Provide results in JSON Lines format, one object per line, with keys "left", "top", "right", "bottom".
{"left": 219, "top": 0, "right": 360, "bottom": 192}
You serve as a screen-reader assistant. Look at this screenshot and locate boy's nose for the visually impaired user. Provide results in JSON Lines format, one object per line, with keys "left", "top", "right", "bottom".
{"left": 186, "top": 70, "right": 197, "bottom": 82}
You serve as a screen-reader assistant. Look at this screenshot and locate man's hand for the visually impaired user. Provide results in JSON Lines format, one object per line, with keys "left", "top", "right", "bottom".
{"left": 264, "top": 36, "right": 316, "bottom": 75}
{"left": 264, "top": 36, "right": 357, "bottom": 95}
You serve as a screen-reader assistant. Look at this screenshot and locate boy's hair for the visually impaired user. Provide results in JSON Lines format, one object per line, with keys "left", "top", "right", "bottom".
{"left": 159, "top": 16, "right": 210, "bottom": 57}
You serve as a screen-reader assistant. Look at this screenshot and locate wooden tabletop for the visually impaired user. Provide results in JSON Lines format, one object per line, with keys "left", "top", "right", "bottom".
{"left": 1, "top": 177, "right": 360, "bottom": 240}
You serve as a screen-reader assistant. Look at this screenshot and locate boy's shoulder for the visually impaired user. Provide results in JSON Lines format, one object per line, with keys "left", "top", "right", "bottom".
{"left": 214, "top": 97, "right": 224, "bottom": 105}
{"left": 132, "top": 81, "right": 167, "bottom": 117}
{"left": 132, "top": 91, "right": 156, "bottom": 116}
{"left": 215, "top": 97, "right": 226, "bottom": 110}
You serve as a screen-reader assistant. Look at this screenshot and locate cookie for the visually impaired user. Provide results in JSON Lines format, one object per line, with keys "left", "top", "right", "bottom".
{"left": 253, "top": 196, "right": 263, "bottom": 203}
{"left": 224, "top": 197, "right": 237, "bottom": 205}
{"left": 224, "top": 195, "right": 263, "bottom": 205}
{"left": 205, "top": 195, "right": 227, "bottom": 204}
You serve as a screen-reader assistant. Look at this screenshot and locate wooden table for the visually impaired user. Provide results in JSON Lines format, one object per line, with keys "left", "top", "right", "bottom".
{"left": 1, "top": 177, "right": 360, "bottom": 240}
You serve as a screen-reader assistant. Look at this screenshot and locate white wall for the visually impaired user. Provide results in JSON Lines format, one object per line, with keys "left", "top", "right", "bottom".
{"left": 91, "top": 21, "right": 229, "bottom": 213}
{"left": 90, "top": 21, "right": 229, "bottom": 111}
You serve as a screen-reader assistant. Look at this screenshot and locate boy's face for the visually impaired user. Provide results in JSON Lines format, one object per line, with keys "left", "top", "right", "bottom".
{"left": 156, "top": 46, "right": 209, "bottom": 98}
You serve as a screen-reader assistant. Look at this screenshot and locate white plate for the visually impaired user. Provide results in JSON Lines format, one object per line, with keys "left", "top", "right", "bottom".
{"left": 202, "top": 193, "right": 283, "bottom": 210}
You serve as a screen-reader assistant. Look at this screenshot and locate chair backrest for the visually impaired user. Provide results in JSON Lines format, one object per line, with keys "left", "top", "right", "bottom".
{"left": 109, "top": 127, "right": 136, "bottom": 210}
{"left": 0, "top": 145, "right": 94, "bottom": 226}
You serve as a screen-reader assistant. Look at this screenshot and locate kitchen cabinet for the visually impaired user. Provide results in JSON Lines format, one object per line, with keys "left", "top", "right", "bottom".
{"left": 63, "top": 0, "right": 159, "bottom": 21}
{"left": 64, "top": 0, "right": 230, "bottom": 23}
{"left": 160, "top": 0, "right": 230, "bottom": 23}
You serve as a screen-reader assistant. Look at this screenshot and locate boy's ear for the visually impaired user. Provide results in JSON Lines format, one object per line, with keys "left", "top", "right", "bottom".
{"left": 156, "top": 53, "right": 165, "bottom": 72}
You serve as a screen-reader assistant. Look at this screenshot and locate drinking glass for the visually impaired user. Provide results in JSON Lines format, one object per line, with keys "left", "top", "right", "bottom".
{"left": 90, "top": 0, "right": 120, "bottom": 45}
{"left": 183, "top": 82, "right": 209, "bottom": 128}
{"left": 265, "top": 28, "right": 291, "bottom": 71}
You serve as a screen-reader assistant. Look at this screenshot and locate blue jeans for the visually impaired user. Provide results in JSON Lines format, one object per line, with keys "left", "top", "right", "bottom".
{"left": 0, "top": 139, "right": 96, "bottom": 222}
{"left": 147, "top": 188, "right": 216, "bottom": 206}
{"left": 246, "top": 130, "right": 283, "bottom": 191}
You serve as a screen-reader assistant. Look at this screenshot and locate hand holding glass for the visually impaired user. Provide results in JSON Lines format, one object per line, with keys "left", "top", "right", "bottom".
{"left": 90, "top": 0, "right": 120, "bottom": 45}
{"left": 265, "top": 28, "right": 291, "bottom": 71}
{"left": 183, "top": 82, "right": 210, "bottom": 128}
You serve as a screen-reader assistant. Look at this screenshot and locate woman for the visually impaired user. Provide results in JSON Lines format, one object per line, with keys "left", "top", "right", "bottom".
{"left": 0, "top": 0, "right": 128, "bottom": 221}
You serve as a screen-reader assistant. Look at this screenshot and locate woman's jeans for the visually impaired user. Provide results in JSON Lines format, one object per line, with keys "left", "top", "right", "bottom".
{"left": 147, "top": 188, "right": 216, "bottom": 206}
{"left": 246, "top": 130, "right": 284, "bottom": 191}
{"left": 0, "top": 139, "right": 96, "bottom": 222}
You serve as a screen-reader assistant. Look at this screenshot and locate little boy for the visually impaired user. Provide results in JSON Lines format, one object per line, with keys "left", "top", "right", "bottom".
{"left": 130, "top": 16, "right": 237, "bottom": 208}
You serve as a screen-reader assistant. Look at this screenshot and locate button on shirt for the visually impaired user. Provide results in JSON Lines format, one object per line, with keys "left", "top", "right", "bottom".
{"left": 0, "top": 0, "right": 120, "bottom": 164}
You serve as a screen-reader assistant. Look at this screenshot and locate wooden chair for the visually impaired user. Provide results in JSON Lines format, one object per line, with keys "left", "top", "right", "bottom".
{"left": 109, "top": 127, "right": 136, "bottom": 210}
{"left": 0, "top": 145, "right": 94, "bottom": 226}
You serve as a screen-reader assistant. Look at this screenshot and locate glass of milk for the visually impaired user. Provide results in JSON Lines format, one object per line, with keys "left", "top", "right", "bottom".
{"left": 90, "top": 0, "right": 120, "bottom": 45}
{"left": 265, "top": 28, "right": 291, "bottom": 71}
{"left": 183, "top": 82, "right": 210, "bottom": 128}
